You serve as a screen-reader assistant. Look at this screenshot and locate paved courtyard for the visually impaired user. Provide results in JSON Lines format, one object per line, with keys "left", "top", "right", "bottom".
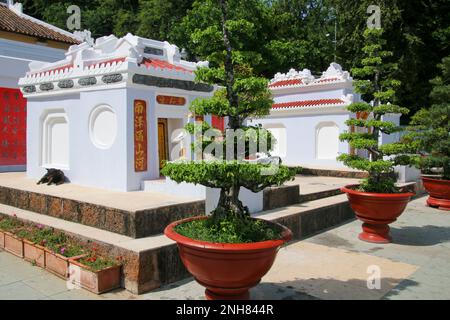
{"left": 1, "top": 196, "right": 449, "bottom": 300}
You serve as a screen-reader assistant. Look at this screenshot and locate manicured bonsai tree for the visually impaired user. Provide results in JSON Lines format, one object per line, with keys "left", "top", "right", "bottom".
{"left": 405, "top": 55, "right": 450, "bottom": 180}
{"left": 338, "top": 28, "right": 410, "bottom": 193}
{"left": 338, "top": 28, "right": 416, "bottom": 243}
{"left": 161, "top": 0, "right": 295, "bottom": 243}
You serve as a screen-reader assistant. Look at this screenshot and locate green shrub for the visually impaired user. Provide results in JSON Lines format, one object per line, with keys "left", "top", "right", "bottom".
{"left": 337, "top": 29, "right": 411, "bottom": 193}
{"left": 404, "top": 56, "right": 450, "bottom": 180}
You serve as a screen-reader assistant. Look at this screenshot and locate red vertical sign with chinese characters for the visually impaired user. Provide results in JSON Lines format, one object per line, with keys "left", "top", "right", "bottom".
{"left": 134, "top": 100, "right": 147, "bottom": 172}
{"left": 0, "top": 88, "right": 27, "bottom": 166}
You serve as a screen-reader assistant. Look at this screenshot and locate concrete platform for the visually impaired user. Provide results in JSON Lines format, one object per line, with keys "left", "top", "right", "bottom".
{"left": 0, "top": 172, "right": 422, "bottom": 295}
{"left": 2, "top": 196, "right": 449, "bottom": 300}
{"left": 288, "top": 175, "right": 360, "bottom": 202}
{"left": 0, "top": 191, "right": 357, "bottom": 294}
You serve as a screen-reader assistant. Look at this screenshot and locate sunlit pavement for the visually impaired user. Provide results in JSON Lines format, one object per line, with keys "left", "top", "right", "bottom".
{"left": 1, "top": 196, "right": 449, "bottom": 300}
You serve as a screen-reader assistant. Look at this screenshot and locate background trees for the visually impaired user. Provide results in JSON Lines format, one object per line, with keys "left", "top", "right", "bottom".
{"left": 19, "top": 0, "right": 450, "bottom": 122}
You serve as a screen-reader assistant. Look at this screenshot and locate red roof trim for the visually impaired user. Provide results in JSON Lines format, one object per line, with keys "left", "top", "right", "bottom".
{"left": 87, "top": 57, "right": 126, "bottom": 68}
{"left": 272, "top": 99, "right": 345, "bottom": 109}
{"left": 31, "top": 64, "right": 73, "bottom": 76}
{"left": 140, "top": 58, "right": 193, "bottom": 73}
{"left": 269, "top": 79, "right": 302, "bottom": 88}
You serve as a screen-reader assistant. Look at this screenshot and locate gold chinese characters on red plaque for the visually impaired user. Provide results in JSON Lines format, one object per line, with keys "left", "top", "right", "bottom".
{"left": 156, "top": 95, "right": 186, "bottom": 106}
{"left": 134, "top": 100, "right": 147, "bottom": 172}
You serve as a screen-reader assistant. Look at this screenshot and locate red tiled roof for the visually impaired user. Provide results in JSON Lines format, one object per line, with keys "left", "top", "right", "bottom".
{"left": 272, "top": 99, "right": 345, "bottom": 109}
{"left": 0, "top": 4, "right": 80, "bottom": 45}
{"left": 140, "top": 58, "right": 192, "bottom": 73}
{"left": 269, "top": 79, "right": 303, "bottom": 88}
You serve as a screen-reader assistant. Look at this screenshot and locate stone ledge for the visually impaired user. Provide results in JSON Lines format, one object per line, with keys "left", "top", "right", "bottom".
{"left": 0, "top": 185, "right": 205, "bottom": 238}
{"left": 299, "top": 167, "right": 369, "bottom": 179}
{"left": 263, "top": 184, "right": 300, "bottom": 210}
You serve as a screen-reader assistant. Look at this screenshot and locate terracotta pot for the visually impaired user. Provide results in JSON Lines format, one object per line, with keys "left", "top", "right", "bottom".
{"left": 164, "top": 216, "right": 292, "bottom": 300}
{"left": 44, "top": 249, "right": 85, "bottom": 279}
{"left": 422, "top": 176, "right": 450, "bottom": 211}
{"left": 4, "top": 232, "right": 24, "bottom": 257}
{"left": 341, "top": 185, "right": 414, "bottom": 244}
{"left": 0, "top": 230, "right": 5, "bottom": 249}
{"left": 23, "top": 240, "right": 46, "bottom": 268}
{"left": 68, "top": 258, "right": 122, "bottom": 294}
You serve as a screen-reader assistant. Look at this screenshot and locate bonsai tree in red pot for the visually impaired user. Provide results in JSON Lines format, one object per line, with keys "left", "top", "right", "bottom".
{"left": 338, "top": 28, "right": 414, "bottom": 244}
{"left": 405, "top": 56, "right": 450, "bottom": 210}
{"left": 161, "top": 0, "right": 295, "bottom": 300}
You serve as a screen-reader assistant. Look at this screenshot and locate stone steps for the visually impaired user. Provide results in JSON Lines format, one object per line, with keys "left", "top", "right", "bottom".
{"left": 0, "top": 177, "right": 205, "bottom": 239}
{"left": 0, "top": 192, "right": 357, "bottom": 295}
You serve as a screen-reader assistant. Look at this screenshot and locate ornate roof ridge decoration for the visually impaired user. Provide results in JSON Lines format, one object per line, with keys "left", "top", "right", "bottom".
{"left": 18, "top": 33, "right": 211, "bottom": 95}
{"left": 269, "top": 62, "right": 353, "bottom": 89}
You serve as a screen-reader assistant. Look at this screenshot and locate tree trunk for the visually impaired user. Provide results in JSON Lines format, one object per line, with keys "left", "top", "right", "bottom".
{"left": 211, "top": 185, "right": 250, "bottom": 220}
{"left": 219, "top": 0, "right": 241, "bottom": 130}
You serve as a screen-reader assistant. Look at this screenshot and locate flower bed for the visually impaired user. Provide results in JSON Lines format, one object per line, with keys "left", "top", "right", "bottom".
{"left": 0, "top": 215, "right": 24, "bottom": 257}
{"left": 0, "top": 215, "right": 123, "bottom": 292}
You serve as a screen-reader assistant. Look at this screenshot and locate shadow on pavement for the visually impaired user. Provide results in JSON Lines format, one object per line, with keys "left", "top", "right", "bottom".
{"left": 391, "top": 225, "right": 450, "bottom": 246}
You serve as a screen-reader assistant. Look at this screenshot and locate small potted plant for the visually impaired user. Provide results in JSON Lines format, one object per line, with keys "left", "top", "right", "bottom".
{"left": 0, "top": 215, "right": 25, "bottom": 257}
{"left": 404, "top": 56, "right": 450, "bottom": 210}
{"left": 338, "top": 28, "right": 414, "bottom": 243}
{"left": 43, "top": 232, "right": 86, "bottom": 279}
{"left": 69, "top": 246, "right": 122, "bottom": 294}
{"left": 162, "top": 0, "right": 295, "bottom": 300}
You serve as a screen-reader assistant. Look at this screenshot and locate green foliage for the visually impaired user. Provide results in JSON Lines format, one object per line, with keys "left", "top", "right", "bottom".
{"left": 160, "top": 0, "right": 296, "bottom": 235}
{"left": 404, "top": 56, "right": 450, "bottom": 179}
{"left": 78, "top": 254, "right": 120, "bottom": 271}
{"left": 338, "top": 29, "right": 410, "bottom": 193}
{"left": 0, "top": 215, "right": 22, "bottom": 232}
{"left": 162, "top": 161, "right": 295, "bottom": 193}
{"left": 329, "top": 0, "right": 450, "bottom": 121}
{"left": 174, "top": 216, "right": 281, "bottom": 243}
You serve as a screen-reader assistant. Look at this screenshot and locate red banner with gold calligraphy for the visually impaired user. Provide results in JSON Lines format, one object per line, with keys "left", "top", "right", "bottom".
{"left": 0, "top": 88, "right": 27, "bottom": 166}
{"left": 134, "top": 100, "right": 147, "bottom": 172}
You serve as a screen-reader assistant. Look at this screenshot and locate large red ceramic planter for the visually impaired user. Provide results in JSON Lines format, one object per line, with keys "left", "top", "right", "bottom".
{"left": 164, "top": 216, "right": 292, "bottom": 300}
{"left": 422, "top": 176, "right": 450, "bottom": 211}
{"left": 341, "top": 185, "right": 414, "bottom": 244}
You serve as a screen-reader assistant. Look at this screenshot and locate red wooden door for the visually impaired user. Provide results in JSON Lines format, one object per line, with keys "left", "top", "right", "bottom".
{"left": 0, "top": 88, "right": 27, "bottom": 166}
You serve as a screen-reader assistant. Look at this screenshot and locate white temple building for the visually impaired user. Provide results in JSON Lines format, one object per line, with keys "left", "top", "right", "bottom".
{"left": 249, "top": 63, "right": 400, "bottom": 168}
{"left": 18, "top": 31, "right": 405, "bottom": 193}
{"left": 19, "top": 33, "right": 219, "bottom": 191}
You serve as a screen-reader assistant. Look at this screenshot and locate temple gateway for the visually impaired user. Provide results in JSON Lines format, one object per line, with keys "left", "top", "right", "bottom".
{"left": 19, "top": 33, "right": 406, "bottom": 192}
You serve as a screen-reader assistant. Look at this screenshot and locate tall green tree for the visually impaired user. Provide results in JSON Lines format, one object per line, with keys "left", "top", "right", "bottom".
{"left": 338, "top": 29, "right": 410, "bottom": 193}
{"left": 162, "top": 0, "right": 295, "bottom": 221}
{"left": 329, "top": 0, "right": 450, "bottom": 120}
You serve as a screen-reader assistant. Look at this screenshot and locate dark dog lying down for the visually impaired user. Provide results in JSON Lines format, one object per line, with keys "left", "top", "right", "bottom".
{"left": 37, "top": 168, "right": 65, "bottom": 186}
